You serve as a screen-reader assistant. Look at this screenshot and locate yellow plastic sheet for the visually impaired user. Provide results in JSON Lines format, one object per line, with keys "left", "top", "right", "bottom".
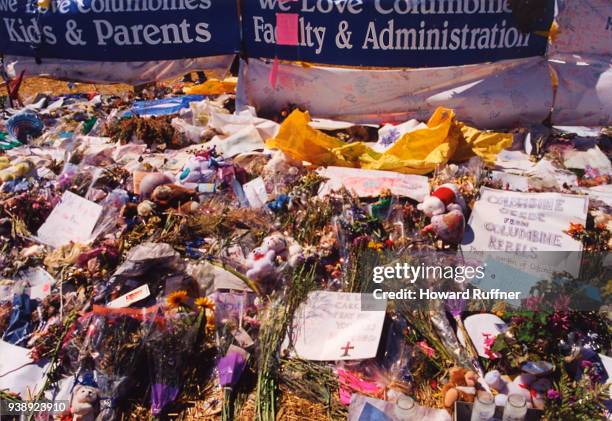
{"left": 265, "top": 107, "right": 512, "bottom": 175}
{"left": 183, "top": 78, "right": 237, "bottom": 95}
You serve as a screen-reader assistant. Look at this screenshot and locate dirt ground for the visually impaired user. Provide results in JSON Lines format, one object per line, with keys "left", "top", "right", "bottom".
{"left": 1, "top": 76, "right": 134, "bottom": 101}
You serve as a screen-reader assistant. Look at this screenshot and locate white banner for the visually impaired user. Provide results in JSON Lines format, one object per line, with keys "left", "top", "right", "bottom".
{"left": 5, "top": 54, "right": 234, "bottom": 85}
{"left": 550, "top": 0, "right": 612, "bottom": 57}
{"left": 549, "top": 54, "right": 612, "bottom": 126}
{"left": 237, "top": 57, "right": 553, "bottom": 128}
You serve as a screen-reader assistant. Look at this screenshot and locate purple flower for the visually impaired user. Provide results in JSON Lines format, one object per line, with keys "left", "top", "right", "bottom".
{"left": 550, "top": 312, "right": 570, "bottom": 331}
{"left": 547, "top": 389, "right": 560, "bottom": 400}
{"left": 446, "top": 297, "right": 466, "bottom": 318}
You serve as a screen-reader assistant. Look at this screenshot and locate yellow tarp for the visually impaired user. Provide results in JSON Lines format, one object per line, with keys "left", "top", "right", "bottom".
{"left": 265, "top": 107, "right": 512, "bottom": 175}
{"left": 183, "top": 78, "right": 237, "bottom": 95}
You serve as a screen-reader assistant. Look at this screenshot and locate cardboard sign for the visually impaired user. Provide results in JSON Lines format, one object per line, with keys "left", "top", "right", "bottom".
{"left": 462, "top": 188, "right": 588, "bottom": 280}
{"left": 37, "top": 191, "right": 103, "bottom": 248}
{"left": 286, "top": 291, "right": 386, "bottom": 361}
{"left": 317, "top": 167, "right": 429, "bottom": 201}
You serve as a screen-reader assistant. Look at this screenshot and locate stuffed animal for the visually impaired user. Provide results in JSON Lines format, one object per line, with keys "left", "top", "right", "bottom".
{"left": 484, "top": 370, "right": 535, "bottom": 407}
{"left": 138, "top": 173, "right": 173, "bottom": 198}
{"left": 421, "top": 209, "right": 465, "bottom": 244}
{"left": 441, "top": 367, "right": 478, "bottom": 409}
{"left": 246, "top": 247, "right": 277, "bottom": 281}
{"left": 178, "top": 156, "right": 216, "bottom": 184}
{"left": 417, "top": 183, "right": 465, "bottom": 217}
{"left": 245, "top": 233, "right": 304, "bottom": 281}
{"left": 150, "top": 184, "right": 197, "bottom": 208}
{"left": 70, "top": 384, "right": 99, "bottom": 421}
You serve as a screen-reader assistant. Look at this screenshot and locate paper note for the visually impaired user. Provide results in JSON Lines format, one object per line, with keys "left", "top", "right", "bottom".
{"left": 243, "top": 177, "right": 269, "bottom": 209}
{"left": 107, "top": 284, "right": 151, "bottom": 308}
{"left": 276, "top": 13, "right": 299, "bottom": 46}
{"left": 285, "top": 291, "right": 386, "bottom": 361}
{"left": 36, "top": 191, "right": 103, "bottom": 248}
{"left": 317, "top": 166, "right": 429, "bottom": 201}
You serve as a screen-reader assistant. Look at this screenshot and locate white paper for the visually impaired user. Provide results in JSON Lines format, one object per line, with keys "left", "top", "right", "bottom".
{"left": 490, "top": 171, "right": 529, "bottom": 192}
{"left": 582, "top": 185, "right": 612, "bottom": 207}
{"left": 36, "top": 191, "right": 103, "bottom": 248}
{"left": 286, "top": 291, "right": 386, "bottom": 361}
{"left": 243, "top": 177, "right": 269, "bottom": 209}
{"left": 317, "top": 167, "right": 429, "bottom": 202}
{"left": 0, "top": 340, "right": 50, "bottom": 399}
{"left": 456, "top": 314, "right": 508, "bottom": 359}
{"left": 206, "top": 125, "right": 265, "bottom": 158}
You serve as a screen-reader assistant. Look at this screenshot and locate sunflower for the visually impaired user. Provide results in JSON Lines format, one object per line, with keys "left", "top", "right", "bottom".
{"left": 166, "top": 290, "right": 189, "bottom": 309}
{"left": 195, "top": 296, "right": 215, "bottom": 311}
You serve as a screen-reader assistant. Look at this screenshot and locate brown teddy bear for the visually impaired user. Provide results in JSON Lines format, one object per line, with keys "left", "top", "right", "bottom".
{"left": 441, "top": 367, "right": 478, "bottom": 409}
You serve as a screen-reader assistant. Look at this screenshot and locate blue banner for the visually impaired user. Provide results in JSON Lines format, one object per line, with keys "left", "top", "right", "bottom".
{"left": 242, "top": 0, "right": 555, "bottom": 67}
{"left": 0, "top": 0, "right": 239, "bottom": 61}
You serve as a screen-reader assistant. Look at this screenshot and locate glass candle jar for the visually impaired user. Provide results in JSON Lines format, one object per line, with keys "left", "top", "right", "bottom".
{"left": 470, "top": 391, "right": 496, "bottom": 421}
{"left": 394, "top": 395, "right": 418, "bottom": 419}
{"left": 502, "top": 394, "right": 527, "bottom": 421}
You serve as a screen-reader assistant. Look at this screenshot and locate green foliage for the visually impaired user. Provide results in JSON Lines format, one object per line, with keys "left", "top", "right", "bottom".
{"left": 544, "top": 365, "right": 610, "bottom": 421}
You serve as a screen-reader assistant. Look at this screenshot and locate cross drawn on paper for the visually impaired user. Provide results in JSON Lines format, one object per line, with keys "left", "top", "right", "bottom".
{"left": 340, "top": 341, "right": 354, "bottom": 357}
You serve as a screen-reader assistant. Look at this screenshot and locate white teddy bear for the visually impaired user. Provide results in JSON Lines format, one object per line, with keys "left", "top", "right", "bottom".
{"left": 245, "top": 233, "right": 304, "bottom": 281}
{"left": 70, "top": 384, "right": 99, "bottom": 421}
{"left": 417, "top": 183, "right": 465, "bottom": 217}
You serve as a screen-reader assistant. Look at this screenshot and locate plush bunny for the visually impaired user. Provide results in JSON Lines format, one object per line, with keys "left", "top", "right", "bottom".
{"left": 70, "top": 384, "right": 99, "bottom": 421}
{"left": 417, "top": 183, "right": 465, "bottom": 217}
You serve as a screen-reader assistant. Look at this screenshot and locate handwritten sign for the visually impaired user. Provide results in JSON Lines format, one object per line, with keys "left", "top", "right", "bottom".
{"left": 317, "top": 166, "right": 429, "bottom": 201}
{"left": 462, "top": 187, "right": 588, "bottom": 279}
{"left": 285, "top": 291, "right": 386, "bottom": 361}
{"left": 37, "top": 191, "right": 103, "bottom": 248}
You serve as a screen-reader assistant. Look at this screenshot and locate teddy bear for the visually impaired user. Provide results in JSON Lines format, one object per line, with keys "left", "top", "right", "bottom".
{"left": 245, "top": 233, "right": 304, "bottom": 281}
{"left": 441, "top": 367, "right": 478, "bottom": 409}
{"left": 417, "top": 183, "right": 465, "bottom": 217}
{"left": 69, "top": 384, "right": 99, "bottom": 421}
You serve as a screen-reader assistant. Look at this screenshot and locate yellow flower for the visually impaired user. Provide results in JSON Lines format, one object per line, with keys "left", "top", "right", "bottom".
{"left": 205, "top": 309, "right": 216, "bottom": 332}
{"left": 166, "top": 290, "right": 188, "bottom": 308}
{"left": 195, "top": 296, "right": 215, "bottom": 311}
{"left": 367, "top": 240, "right": 383, "bottom": 250}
